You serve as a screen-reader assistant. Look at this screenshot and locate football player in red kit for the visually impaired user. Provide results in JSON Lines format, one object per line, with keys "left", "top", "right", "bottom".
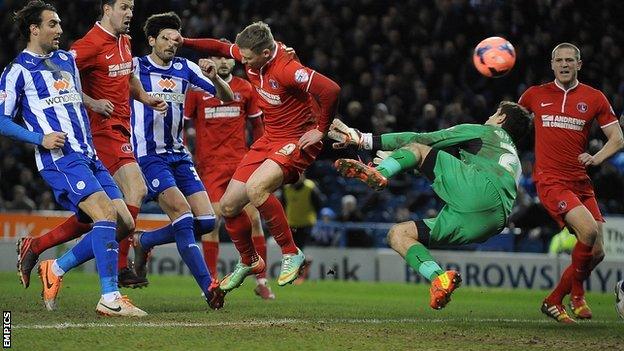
{"left": 173, "top": 21, "right": 341, "bottom": 291}
{"left": 519, "top": 42, "right": 623, "bottom": 323}
{"left": 16, "top": 0, "right": 167, "bottom": 289}
{"left": 185, "top": 53, "right": 275, "bottom": 299}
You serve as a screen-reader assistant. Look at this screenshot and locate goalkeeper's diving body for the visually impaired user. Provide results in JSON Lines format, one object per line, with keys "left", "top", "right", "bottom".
{"left": 328, "top": 101, "right": 532, "bottom": 309}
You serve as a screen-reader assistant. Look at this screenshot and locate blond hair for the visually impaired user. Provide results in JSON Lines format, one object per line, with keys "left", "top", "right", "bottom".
{"left": 551, "top": 42, "right": 581, "bottom": 61}
{"left": 235, "top": 21, "right": 276, "bottom": 54}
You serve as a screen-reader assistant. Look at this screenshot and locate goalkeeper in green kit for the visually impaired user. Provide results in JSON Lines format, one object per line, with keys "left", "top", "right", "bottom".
{"left": 328, "top": 101, "right": 532, "bottom": 309}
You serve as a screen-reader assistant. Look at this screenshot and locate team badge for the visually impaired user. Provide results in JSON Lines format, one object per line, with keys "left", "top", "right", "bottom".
{"left": 269, "top": 79, "right": 279, "bottom": 89}
{"left": 121, "top": 143, "right": 133, "bottom": 153}
{"left": 276, "top": 143, "right": 296, "bottom": 156}
{"left": 294, "top": 68, "right": 309, "bottom": 83}
{"left": 0, "top": 90, "right": 7, "bottom": 102}
{"left": 558, "top": 200, "right": 567, "bottom": 211}
{"left": 58, "top": 52, "right": 68, "bottom": 61}
{"left": 576, "top": 102, "right": 588, "bottom": 113}
{"left": 173, "top": 62, "right": 183, "bottom": 70}
{"left": 151, "top": 179, "right": 160, "bottom": 188}
{"left": 233, "top": 92, "right": 242, "bottom": 101}
{"left": 76, "top": 181, "right": 86, "bottom": 190}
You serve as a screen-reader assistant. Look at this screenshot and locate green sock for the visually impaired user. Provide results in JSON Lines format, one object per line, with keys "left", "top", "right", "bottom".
{"left": 404, "top": 243, "right": 444, "bottom": 281}
{"left": 376, "top": 148, "right": 419, "bottom": 178}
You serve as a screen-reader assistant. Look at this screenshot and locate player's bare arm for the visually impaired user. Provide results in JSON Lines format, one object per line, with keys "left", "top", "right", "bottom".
{"left": 578, "top": 122, "right": 624, "bottom": 166}
{"left": 198, "top": 58, "right": 234, "bottom": 102}
{"left": 82, "top": 93, "right": 114, "bottom": 118}
{"left": 129, "top": 74, "right": 168, "bottom": 113}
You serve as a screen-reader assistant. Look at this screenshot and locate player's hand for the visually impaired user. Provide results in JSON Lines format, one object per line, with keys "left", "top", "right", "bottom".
{"left": 169, "top": 32, "right": 184, "bottom": 47}
{"left": 146, "top": 95, "right": 168, "bottom": 113}
{"left": 42, "top": 132, "right": 67, "bottom": 150}
{"left": 578, "top": 152, "right": 599, "bottom": 167}
{"left": 327, "top": 118, "right": 363, "bottom": 149}
{"left": 89, "top": 99, "right": 114, "bottom": 118}
{"left": 199, "top": 58, "right": 217, "bottom": 79}
{"left": 373, "top": 150, "right": 392, "bottom": 165}
{"left": 298, "top": 128, "right": 323, "bottom": 151}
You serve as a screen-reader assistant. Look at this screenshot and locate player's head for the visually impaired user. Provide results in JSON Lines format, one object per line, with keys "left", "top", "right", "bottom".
{"left": 14, "top": 1, "right": 61, "bottom": 53}
{"left": 209, "top": 39, "right": 236, "bottom": 79}
{"left": 551, "top": 42, "right": 582, "bottom": 87}
{"left": 100, "top": 0, "right": 134, "bottom": 35}
{"left": 486, "top": 101, "right": 532, "bottom": 145}
{"left": 235, "top": 21, "right": 276, "bottom": 70}
{"left": 144, "top": 12, "right": 181, "bottom": 64}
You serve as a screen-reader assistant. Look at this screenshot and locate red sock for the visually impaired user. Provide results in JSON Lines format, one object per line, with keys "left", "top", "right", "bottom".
{"left": 545, "top": 265, "right": 574, "bottom": 304}
{"left": 118, "top": 205, "right": 139, "bottom": 270}
{"left": 202, "top": 240, "right": 219, "bottom": 279}
{"left": 224, "top": 213, "right": 257, "bottom": 265}
{"left": 31, "top": 215, "right": 91, "bottom": 255}
{"left": 257, "top": 194, "right": 297, "bottom": 254}
{"left": 570, "top": 241, "right": 594, "bottom": 297}
{"left": 252, "top": 235, "right": 267, "bottom": 279}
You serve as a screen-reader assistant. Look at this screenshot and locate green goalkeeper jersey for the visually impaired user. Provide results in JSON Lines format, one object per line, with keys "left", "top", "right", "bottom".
{"left": 380, "top": 124, "right": 521, "bottom": 214}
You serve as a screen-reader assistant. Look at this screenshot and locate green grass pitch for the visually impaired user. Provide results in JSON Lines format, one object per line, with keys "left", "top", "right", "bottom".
{"left": 2, "top": 272, "right": 622, "bottom": 350}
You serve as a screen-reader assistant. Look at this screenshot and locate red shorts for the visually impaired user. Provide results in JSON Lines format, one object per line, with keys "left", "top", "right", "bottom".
{"left": 232, "top": 136, "right": 322, "bottom": 184}
{"left": 92, "top": 125, "right": 136, "bottom": 175}
{"left": 198, "top": 162, "right": 238, "bottom": 202}
{"left": 536, "top": 178, "right": 603, "bottom": 228}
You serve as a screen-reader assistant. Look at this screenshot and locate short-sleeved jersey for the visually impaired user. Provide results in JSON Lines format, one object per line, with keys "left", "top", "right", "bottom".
{"left": 70, "top": 22, "right": 133, "bottom": 133}
{"left": 519, "top": 81, "right": 618, "bottom": 182}
{"left": 185, "top": 75, "right": 261, "bottom": 166}
{"left": 0, "top": 50, "right": 96, "bottom": 170}
{"left": 214, "top": 41, "right": 319, "bottom": 139}
{"left": 381, "top": 124, "right": 521, "bottom": 214}
{"left": 131, "top": 55, "right": 216, "bottom": 158}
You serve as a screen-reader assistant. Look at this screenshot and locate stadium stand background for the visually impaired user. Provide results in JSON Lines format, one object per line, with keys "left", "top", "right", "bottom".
{"left": 1, "top": 0, "right": 623, "bottom": 251}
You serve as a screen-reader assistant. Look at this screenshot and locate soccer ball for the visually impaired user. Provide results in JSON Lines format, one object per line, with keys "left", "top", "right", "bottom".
{"left": 472, "top": 37, "right": 516, "bottom": 78}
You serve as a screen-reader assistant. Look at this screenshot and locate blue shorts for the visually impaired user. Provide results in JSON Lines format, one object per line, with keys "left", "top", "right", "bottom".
{"left": 39, "top": 153, "right": 123, "bottom": 215}
{"left": 138, "top": 152, "right": 205, "bottom": 201}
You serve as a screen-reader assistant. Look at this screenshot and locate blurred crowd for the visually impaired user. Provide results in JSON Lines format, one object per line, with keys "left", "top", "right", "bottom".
{"left": 1, "top": 0, "right": 623, "bottom": 251}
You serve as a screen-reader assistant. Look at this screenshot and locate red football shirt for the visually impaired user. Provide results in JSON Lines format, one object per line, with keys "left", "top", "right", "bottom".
{"left": 185, "top": 76, "right": 262, "bottom": 166}
{"left": 183, "top": 39, "right": 339, "bottom": 139}
{"left": 70, "top": 22, "right": 133, "bottom": 133}
{"left": 519, "top": 81, "right": 618, "bottom": 181}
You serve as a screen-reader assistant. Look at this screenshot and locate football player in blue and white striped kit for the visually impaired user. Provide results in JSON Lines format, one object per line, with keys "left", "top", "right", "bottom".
{"left": 129, "top": 12, "right": 234, "bottom": 309}
{"left": 0, "top": 1, "right": 145, "bottom": 316}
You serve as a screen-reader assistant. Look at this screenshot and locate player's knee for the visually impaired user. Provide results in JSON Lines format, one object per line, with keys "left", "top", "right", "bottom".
{"left": 220, "top": 200, "right": 240, "bottom": 218}
{"left": 387, "top": 223, "right": 409, "bottom": 248}
{"left": 591, "top": 250, "right": 605, "bottom": 268}
{"left": 245, "top": 183, "right": 268, "bottom": 206}
{"left": 99, "top": 200, "right": 118, "bottom": 223}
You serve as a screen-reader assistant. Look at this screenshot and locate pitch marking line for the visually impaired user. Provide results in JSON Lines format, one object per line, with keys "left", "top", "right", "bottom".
{"left": 13, "top": 318, "right": 616, "bottom": 329}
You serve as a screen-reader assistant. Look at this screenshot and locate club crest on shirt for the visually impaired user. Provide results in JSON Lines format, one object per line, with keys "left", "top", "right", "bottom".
{"left": 58, "top": 52, "right": 68, "bottom": 61}
{"left": 233, "top": 92, "right": 242, "bottom": 101}
{"left": 173, "top": 62, "right": 183, "bottom": 70}
{"left": 151, "top": 178, "right": 160, "bottom": 188}
{"left": 276, "top": 143, "right": 296, "bottom": 156}
{"left": 576, "top": 102, "right": 588, "bottom": 113}
{"left": 121, "top": 143, "right": 133, "bottom": 153}
{"left": 76, "top": 181, "right": 86, "bottom": 190}
{"left": 269, "top": 79, "right": 279, "bottom": 89}
{"left": 294, "top": 69, "right": 309, "bottom": 83}
{"left": 558, "top": 200, "right": 567, "bottom": 211}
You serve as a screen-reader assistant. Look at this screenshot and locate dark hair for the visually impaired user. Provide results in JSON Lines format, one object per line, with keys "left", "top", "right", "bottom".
{"left": 13, "top": 0, "right": 57, "bottom": 40}
{"left": 143, "top": 12, "right": 181, "bottom": 40}
{"left": 499, "top": 101, "right": 532, "bottom": 145}
{"left": 235, "top": 21, "right": 276, "bottom": 54}
{"left": 100, "top": 0, "right": 117, "bottom": 18}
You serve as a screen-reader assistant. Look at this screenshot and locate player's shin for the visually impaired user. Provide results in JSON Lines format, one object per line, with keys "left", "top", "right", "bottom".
{"left": 257, "top": 194, "right": 298, "bottom": 255}
{"left": 90, "top": 221, "right": 120, "bottom": 296}
{"left": 376, "top": 148, "right": 420, "bottom": 178}
{"left": 174, "top": 213, "right": 213, "bottom": 291}
{"left": 404, "top": 243, "right": 444, "bottom": 281}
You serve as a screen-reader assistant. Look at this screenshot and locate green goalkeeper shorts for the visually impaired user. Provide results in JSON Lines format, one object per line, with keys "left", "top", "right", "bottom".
{"left": 421, "top": 149, "right": 507, "bottom": 246}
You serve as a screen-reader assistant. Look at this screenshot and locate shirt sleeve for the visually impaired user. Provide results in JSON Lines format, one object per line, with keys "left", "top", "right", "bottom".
{"left": 184, "top": 90, "right": 198, "bottom": 120}
{"left": 70, "top": 38, "right": 98, "bottom": 71}
{"left": 381, "top": 124, "right": 485, "bottom": 150}
{"left": 183, "top": 38, "right": 242, "bottom": 62}
{"left": 594, "top": 91, "right": 618, "bottom": 128}
{"left": 0, "top": 63, "right": 25, "bottom": 119}
{"left": 245, "top": 86, "right": 262, "bottom": 118}
{"left": 186, "top": 60, "right": 216, "bottom": 96}
{"left": 517, "top": 87, "right": 534, "bottom": 112}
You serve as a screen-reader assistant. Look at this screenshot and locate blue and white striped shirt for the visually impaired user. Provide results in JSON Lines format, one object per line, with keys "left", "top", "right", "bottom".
{"left": 131, "top": 56, "right": 216, "bottom": 158}
{"left": 0, "top": 50, "right": 96, "bottom": 170}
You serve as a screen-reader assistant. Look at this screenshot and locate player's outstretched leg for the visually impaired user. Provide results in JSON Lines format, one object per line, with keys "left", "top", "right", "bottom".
{"left": 615, "top": 280, "right": 624, "bottom": 319}
{"left": 334, "top": 159, "right": 388, "bottom": 191}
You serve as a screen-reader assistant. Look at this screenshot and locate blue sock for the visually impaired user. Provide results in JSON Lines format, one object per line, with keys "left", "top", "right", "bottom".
{"left": 174, "top": 213, "right": 212, "bottom": 291}
{"left": 90, "top": 220, "right": 118, "bottom": 294}
{"left": 56, "top": 232, "right": 94, "bottom": 273}
{"left": 140, "top": 224, "right": 175, "bottom": 250}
